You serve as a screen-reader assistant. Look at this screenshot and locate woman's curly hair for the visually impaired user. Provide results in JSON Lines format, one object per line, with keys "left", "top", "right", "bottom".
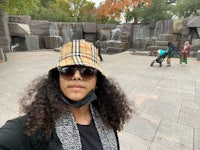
{"left": 20, "top": 68, "right": 133, "bottom": 140}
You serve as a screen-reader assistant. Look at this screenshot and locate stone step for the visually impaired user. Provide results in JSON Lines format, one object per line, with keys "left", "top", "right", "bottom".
{"left": 197, "top": 50, "right": 200, "bottom": 61}
{"left": 147, "top": 45, "right": 168, "bottom": 51}
{"left": 147, "top": 45, "right": 168, "bottom": 55}
{"left": 156, "top": 41, "right": 179, "bottom": 47}
{"left": 156, "top": 41, "right": 168, "bottom": 46}
{"left": 105, "top": 47, "right": 126, "bottom": 54}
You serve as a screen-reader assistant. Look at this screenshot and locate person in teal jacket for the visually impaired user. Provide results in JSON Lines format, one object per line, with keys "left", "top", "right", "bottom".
{"left": 166, "top": 41, "right": 175, "bottom": 66}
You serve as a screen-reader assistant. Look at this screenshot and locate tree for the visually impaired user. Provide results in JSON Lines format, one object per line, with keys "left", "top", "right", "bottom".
{"left": 0, "top": 0, "right": 8, "bottom": 8}
{"left": 68, "top": 0, "right": 95, "bottom": 21}
{"left": 125, "top": 7, "right": 142, "bottom": 23}
{"left": 40, "top": 0, "right": 55, "bottom": 7}
{"left": 0, "top": 0, "right": 7, "bottom": 5}
{"left": 140, "top": 0, "right": 173, "bottom": 23}
{"left": 94, "top": 0, "right": 150, "bottom": 22}
{"left": 30, "top": 0, "right": 74, "bottom": 21}
{"left": 55, "top": 0, "right": 95, "bottom": 21}
{"left": 0, "top": 0, "right": 96, "bottom": 22}
{"left": 0, "top": 0, "right": 38, "bottom": 15}
{"left": 173, "top": 0, "right": 200, "bottom": 18}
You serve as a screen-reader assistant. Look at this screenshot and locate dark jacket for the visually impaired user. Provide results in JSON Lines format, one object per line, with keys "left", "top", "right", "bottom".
{"left": 167, "top": 47, "right": 173, "bottom": 58}
{"left": 0, "top": 116, "right": 62, "bottom": 150}
{"left": 0, "top": 116, "right": 119, "bottom": 150}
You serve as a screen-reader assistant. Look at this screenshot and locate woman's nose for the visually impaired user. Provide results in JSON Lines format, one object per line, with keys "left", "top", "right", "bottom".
{"left": 72, "top": 70, "right": 82, "bottom": 80}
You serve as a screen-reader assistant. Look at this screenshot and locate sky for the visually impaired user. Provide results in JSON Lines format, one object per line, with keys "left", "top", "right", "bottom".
{"left": 88, "top": 0, "right": 105, "bottom": 7}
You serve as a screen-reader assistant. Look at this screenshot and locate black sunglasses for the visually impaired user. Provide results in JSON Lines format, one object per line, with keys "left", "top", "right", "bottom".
{"left": 58, "top": 66, "right": 97, "bottom": 80}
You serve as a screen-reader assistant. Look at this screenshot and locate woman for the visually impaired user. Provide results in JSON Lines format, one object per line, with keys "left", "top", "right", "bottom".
{"left": 180, "top": 41, "right": 191, "bottom": 64}
{"left": 0, "top": 39, "right": 133, "bottom": 149}
{"left": 166, "top": 41, "right": 175, "bottom": 66}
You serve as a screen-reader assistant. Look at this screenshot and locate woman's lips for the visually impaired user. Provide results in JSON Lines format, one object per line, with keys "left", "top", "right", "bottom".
{"left": 68, "top": 85, "right": 84, "bottom": 90}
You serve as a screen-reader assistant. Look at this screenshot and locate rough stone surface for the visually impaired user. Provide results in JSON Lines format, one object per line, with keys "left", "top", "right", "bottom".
{"left": 158, "top": 34, "right": 178, "bottom": 42}
{"left": 0, "top": 9, "right": 10, "bottom": 52}
{"left": 187, "top": 16, "right": 200, "bottom": 28}
{"left": 98, "top": 29, "right": 111, "bottom": 41}
{"left": 83, "top": 22, "right": 96, "bottom": 33}
{"left": 75, "top": 23, "right": 83, "bottom": 39}
{"left": 29, "top": 20, "right": 49, "bottom": 29}
{"left": 9, "top": 15, "right": 31, "bottom": 24}
{"left": 197, "top": 50, "right": 200, "bottom": 61}
{"left": 44, "top": 36, "right": 63, "bottom": 49}
{"left": 173, "top": 19, "right": 189, "bottom": 35}
{"left": 0, "top": 48, "right": 5, "bottom": 60}
{"left": 30, "top": 20, "right": 49, "bottom": 48}
{"left": 97, "top": 24, "right": 116, "bottom": 30}
{"left": 80, "top": 23, "right": 97, "bottom": 43}
{"left": 9, "top": 22, "right": 31, "bottom": 36}
{"left": 0, "top": 36, "right": 10, "bottom": 46}
{"left": 84, "top": 34, "right": 96, "bottom": 43}
{"left": 105, "top": 47, "right": 125, "bottom": 53}
{"left": 190, "top": 34, "right": 200, "bottom": 51}
{"left": 25, "top": 36, "right": 39, "bottom": 50}
{"left": 121, "top": 23, "right": 133, "bottom": 47}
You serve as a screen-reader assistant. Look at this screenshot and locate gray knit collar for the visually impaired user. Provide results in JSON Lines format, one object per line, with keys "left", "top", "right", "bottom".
{"left": 55, "top": 105, "right": 118, "bottom": 150}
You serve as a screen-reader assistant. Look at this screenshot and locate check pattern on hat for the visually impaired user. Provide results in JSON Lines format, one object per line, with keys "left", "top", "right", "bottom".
{"left": 57, "top": 39, "right": 104, "bottom": 75}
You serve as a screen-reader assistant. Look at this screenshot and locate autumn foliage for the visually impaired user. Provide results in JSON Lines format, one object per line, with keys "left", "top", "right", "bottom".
{"left": 94, "top": 0, "right": 151, "bottom": 21}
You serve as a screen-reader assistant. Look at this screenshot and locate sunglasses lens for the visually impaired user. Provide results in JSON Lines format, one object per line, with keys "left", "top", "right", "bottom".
{"left": 59, "top": 67, "right": 75, "bottom": 79}
{"left": 80, "top": 68, "right": 97, "bottom": 79}
{"left": 58, "top": 66, "right": 97, "bottom": 80}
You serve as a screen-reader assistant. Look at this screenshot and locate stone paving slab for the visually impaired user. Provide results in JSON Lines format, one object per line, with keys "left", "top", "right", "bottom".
{"left": 0, "top": 50, "right": 200, "bottom": 150}
{"left": 151, "top": 120, "right": 193, "bottom": 150}
{"left": 195, "top": 128, "right": 200, "bottom": 150}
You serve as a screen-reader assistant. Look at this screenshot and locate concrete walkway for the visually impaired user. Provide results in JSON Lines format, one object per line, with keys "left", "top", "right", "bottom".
{"left": 0, "top": 50, "right": 200, "bottom": 150}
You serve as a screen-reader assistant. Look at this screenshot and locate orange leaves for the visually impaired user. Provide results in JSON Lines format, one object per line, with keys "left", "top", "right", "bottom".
{"left": 94, "top": 0, "right": 151, "bottom": 20}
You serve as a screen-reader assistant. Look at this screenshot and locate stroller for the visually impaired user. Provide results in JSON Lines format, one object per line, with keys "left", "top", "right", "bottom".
{"left": 150, "top": 49, "right": 168, "bottom": 67}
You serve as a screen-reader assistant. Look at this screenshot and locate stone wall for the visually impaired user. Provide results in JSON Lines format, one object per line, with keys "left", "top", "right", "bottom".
{"left": 30, "top": 20, "right": 49, "bottom": 48}
{"left": 132, "top": 17, "right": 200, "bottom": 57}
{"left": 0, "top": 9, "right": 10, "bottom": 53}
{"left": 0, "top": 9, "right": 200, "bottom": 57}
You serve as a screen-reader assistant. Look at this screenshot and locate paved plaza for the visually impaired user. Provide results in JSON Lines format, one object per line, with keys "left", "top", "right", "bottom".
{"left": 0, "top": 50, "right": 200, "bottom": 150}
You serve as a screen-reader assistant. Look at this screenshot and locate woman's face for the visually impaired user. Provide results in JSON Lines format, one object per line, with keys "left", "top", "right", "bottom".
{"left": 185, "top": 41, "right": 189, "bottom": 45}
{"left": 59, "top": 66, "right": 97, "bottom": 101}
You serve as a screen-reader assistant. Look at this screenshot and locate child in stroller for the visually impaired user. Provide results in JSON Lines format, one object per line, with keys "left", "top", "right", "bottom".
{"left": 150, "top": 49, "right": 168, "bottom": 67}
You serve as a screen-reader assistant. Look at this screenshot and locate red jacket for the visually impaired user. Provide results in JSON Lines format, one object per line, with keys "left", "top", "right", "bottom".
{"left": 180, "top": 45, "right": 191, "bottom": 58}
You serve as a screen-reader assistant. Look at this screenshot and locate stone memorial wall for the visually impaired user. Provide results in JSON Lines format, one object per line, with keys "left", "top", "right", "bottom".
{"left": 0, "top": 9, "right": 200, "bottom": 58}
{"left": 0, "top": 9, "right": 10, "bottom": 53}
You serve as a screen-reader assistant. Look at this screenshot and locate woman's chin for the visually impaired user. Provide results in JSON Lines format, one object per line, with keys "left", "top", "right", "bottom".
{"left": 68, "top": 96, "right": 85, "bottom": 101}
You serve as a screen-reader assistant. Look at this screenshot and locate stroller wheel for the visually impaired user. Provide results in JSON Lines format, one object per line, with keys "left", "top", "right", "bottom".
{"left": 159, "top": 63, "right": 162, "bottom": 67}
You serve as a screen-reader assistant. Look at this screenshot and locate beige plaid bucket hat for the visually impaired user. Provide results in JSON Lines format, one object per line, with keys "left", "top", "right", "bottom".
{"left": 50, "top": 39, "right": 104, "bottom": 75}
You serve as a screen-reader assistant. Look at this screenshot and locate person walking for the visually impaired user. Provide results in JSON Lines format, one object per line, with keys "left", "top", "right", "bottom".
{"left": 95, "top": 40, "right": 103, "bottom": 61}
{"left": 166, "top": 41, "right": 175, "bottom": 66}
{"left": 180, "top": 41, "right": 191, "bottom": 64}
{"left": 0, "top": 39, "right": 133, "bottom": 150}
